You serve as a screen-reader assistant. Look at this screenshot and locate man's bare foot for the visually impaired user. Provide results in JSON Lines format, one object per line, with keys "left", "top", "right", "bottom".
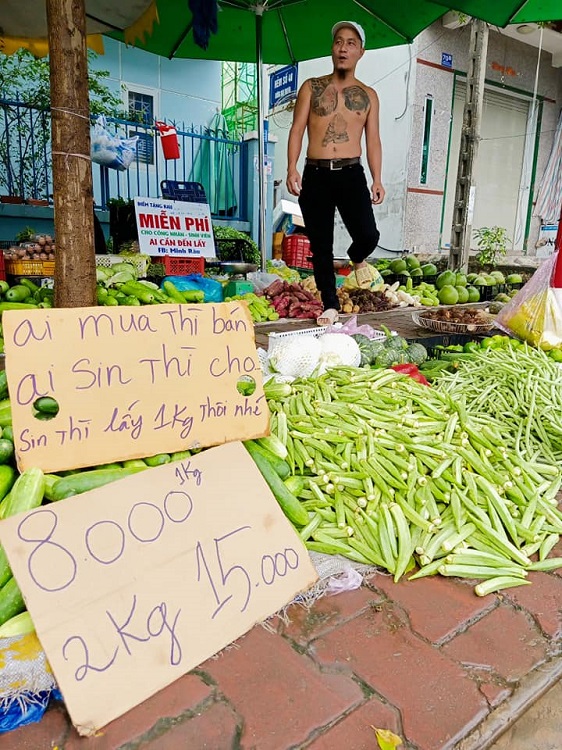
{"left": 317, "top": 308, "right": 339, "bottom": 326}
{"left": 354, "top": 262, "right": 372, "bottom": 289}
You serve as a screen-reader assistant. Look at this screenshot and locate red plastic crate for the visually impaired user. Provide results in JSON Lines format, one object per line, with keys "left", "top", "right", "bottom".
{"left": 0, "top": 253, "right": 6, "bottom": 281}
{"left": 282, "top": 234, "right": 313, "bottom": 269}
{"left": 161, "top": 255, "right": 205, "bottom": 276}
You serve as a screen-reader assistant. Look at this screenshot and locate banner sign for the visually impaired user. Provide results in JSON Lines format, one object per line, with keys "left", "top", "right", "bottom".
{"left": 3, "top": 303, "right": 268, "bottom": 473}
{"left": 134, "top": 197, "right": 216, "bottom": 257}
{"left": 0, "top": 442, "right": 318, "bottom": 735}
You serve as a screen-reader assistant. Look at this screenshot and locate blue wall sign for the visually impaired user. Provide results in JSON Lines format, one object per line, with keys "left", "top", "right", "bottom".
{"left": 441, "top": 53, "right": 453, "bottom": 68}
{"left": 269, "top": 65, "right": 298, "bottom": 110}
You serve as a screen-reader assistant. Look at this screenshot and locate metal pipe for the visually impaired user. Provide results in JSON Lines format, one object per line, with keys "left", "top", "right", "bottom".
{"left": 255, "top": 3, "right": 268, "bottom": 270}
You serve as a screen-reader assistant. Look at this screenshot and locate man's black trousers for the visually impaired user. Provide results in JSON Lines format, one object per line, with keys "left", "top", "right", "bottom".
{"left": 298, "top": 162, "right": 380, "bottom": 311}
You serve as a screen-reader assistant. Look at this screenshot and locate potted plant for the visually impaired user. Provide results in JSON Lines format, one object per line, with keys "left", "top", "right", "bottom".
{"left": 473, "top": 226, "right": 511, "bottom": 269}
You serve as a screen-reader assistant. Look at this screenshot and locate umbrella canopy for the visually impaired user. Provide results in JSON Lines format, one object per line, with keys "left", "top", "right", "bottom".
{"left": 433, "top": 1, "right": 562, "bottom": 27}
{"left": 109, "top": 0, "right": 447, "bottom": 63}
{"left": 190, "top": 112, "right": 238, "bottom": 216}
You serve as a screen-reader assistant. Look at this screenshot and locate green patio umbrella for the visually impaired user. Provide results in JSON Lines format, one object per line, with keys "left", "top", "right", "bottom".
{"left": 110, "top": 0, "right": 450, "bottom": 267}
{"left": 190, "top": 111, "right": 237, "bottom": 216}
{"left": 432, "top": 1, "right": 561, "bottom": 27}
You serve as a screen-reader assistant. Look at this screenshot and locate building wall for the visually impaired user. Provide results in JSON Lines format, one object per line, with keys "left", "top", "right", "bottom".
{"left": 90, "top": 38, "right": 222, "bottom": 128}
{"left": 269, "top": 44, "right": 415, "bottom": 256}
{"left": 407, "top": 21, "right": 562, "bottom": 255}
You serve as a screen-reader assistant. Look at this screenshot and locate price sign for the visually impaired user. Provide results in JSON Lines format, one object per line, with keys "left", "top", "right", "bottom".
{"left": 3, "top": 302, "right": 268, "bottom": 473}
{"left": 0, "top": 442, "right": 318, "bottom": 735}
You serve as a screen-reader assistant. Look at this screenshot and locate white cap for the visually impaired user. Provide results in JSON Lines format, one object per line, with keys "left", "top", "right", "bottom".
{"left": 332, "top": 21, "right": 366, "bottom": 47}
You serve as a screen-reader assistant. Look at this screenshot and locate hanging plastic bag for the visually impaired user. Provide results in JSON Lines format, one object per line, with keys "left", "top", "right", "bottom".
{"left": 495, "top": 254, "right": 562, "bottom": 350}
{"left": 162, "top": 274, "right": 223, "bottom": 303}
{"left": 91, "top": 116, "right": 138, "bottom": 172}
{"left": 246, "top": 271, "right": 280, "bottom": 293}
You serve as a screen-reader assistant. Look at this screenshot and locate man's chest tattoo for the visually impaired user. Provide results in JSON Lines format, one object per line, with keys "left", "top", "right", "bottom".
{"left": 311, "top": 79, "right": 338, "bottom": 116}
{"left": 322, "top": 114, "right": 349, "bottom": 146}
{"left": 343, "top": 85, "right": 370, "bottom": 112}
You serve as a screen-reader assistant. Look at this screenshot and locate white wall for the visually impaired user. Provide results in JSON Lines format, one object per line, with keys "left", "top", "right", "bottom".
{"left": 268, "top": 44, "right": 414, "bottom": 255}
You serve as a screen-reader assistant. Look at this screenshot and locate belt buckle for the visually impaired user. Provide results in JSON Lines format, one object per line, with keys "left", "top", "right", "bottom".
{"left": 330, "top": 159, "right": 343, "bottom": 171}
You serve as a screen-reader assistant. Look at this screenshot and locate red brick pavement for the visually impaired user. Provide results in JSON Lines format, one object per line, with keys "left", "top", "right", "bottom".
{"left": 5, "top": 569, "right": 562, "bottom": 750}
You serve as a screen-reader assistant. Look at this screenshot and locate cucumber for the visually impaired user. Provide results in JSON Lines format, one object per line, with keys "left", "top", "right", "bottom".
{"left": 0, "top": 465, "right": 16, "bottom": 502}
{"left": 19, "top": 278, "right": 40, "bottom": 294}
{"left": 245, "top": 440, "right": 290, "bottom": 480}
{"left": 33, "top": 396, "right": 60, "bottom": 415}
{"left": 2, "top": 467, "right": 45, "bottom": 518}
{"left": 0, "top": 545, "right": 12, "bottom": 589}
{"left": 0, "top": 610, "right": 34, "bottom": 638}
{"left": 162, "top": 280, "right": 187, "bottom": 304}
{"left": 43, "top": 473, "right": 61, "bottom": 502}
{"left": 244, "top": 442, "right": 308, "bottom": 526}
{"left": 51, "top": 466, "right": 147, "bottom": 501}
{"left": 144, "top": 453, "right": 171, "bottom": 467}
{"left": 122, "top": 459, "right": 147, "bottom": 469}
{"left": 0, "top": 370, "right": 8, "bottom": 401}
{"left": 170, "top": 450, "right": 191, "bottom": 461}
{"left": 0, "top": 281, "right": 9, "bottom": 295}
{"left": 0, "top": 438, "right": 14, "bottom": 465}
{"left": 0, "top": 398, "right": 12, "bottom": 427}
{"left": 0, "top": 577, "right": 25, "bottom": 627}
{"left": 5, "top": 285, "right": 31, "bottom": 303}
{"left": 284, "top": 475, "right": 306, "bottom": 496}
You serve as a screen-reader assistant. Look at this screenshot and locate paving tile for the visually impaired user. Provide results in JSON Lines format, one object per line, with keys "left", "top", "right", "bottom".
{"left": 442, "top": 605, "right": 548, "bottom": 683}
{"left": 202, "top": 625, "right": 363, "bottom": 750}
{"left": 370, "top": 570, "right": 493, "bottom": 643}
{"left": 280, "top": 587, "right": 383, "bottom": 644}
{"left": 139, "top": 702, "right": 240, "bottom": 750}
{"left": 64, "top": 674, "right": 212, "bottom": 749}
{"left": 479, "top": 681, "right": 512, "bottom": 708}
{"left": 306, "top": 698, "right": 402, "bottom": 750}
{"left": 1, "top": 704, "right": 69, "bottom": 750}
{"left": 311, "top": 601, "right": 488, "bottom": 750}
{"left": 504, "top": 571, "right": 562, "bottom": 638}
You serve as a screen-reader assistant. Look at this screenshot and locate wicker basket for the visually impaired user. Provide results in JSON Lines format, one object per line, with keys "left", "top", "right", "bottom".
{"left": 411, "top": 309, "right": 495, "bottom": 334}
{"left": 96, "top": 254, "right": 149, "bottom": 278}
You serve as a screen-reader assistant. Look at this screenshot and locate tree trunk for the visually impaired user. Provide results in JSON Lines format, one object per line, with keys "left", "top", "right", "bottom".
{"left": 47, "top": 0, "right": 96, "bottom": 308}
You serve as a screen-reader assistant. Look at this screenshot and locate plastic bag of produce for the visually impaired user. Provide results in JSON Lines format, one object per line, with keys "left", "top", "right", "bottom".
{"left": 162, "top": 274, "right": 223, "bottom": 303}
{"left": 495, "top": 254, "right": 562, "bottom": 349}
{"left": 0, "top": 632, "right": 57, "bottom": 732}
{"left": 343, "top": 264, "right": 384, "bottom": 292}
{"left": 91, "top": 116, "right": 138, "bottom": 172}
{"left": 247, "top": 271, "right": 280, "bottom": 293}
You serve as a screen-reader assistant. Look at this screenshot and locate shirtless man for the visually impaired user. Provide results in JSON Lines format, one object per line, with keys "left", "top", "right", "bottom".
{"left": 286, "top": 21, "right": 384, "bottom": 325}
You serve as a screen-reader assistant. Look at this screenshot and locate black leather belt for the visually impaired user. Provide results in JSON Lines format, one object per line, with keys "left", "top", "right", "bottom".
{"left": 305, "top": 157, "right": 361, "bottom": 170}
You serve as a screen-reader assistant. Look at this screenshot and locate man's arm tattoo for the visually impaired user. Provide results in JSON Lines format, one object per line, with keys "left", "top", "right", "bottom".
{"left": 322, "top": 114, "right": 349, "bottom": 146}
{"left": 311, "top": 78, "right": 338, "bottom": 116}
{"left": 343, "top": 85, "right": 370, "bottom": 112}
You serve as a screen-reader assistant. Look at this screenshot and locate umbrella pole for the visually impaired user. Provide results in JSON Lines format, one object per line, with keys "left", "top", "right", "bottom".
{"left": 47, "top": 0, "right": 96, "bottom": 308}
{"left": 255, "top": 5, "right": 267, "bottom": 271}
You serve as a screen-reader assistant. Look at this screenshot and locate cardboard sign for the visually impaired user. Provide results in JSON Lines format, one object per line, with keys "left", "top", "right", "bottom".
{"left": 3, "top": 302, "right": 268, "bottom": 473}
{"left": 0, "top": 442, "right": 318, "bottom": 735}
{"left": 134, "top": 197, "right": 216, "bottom": 257}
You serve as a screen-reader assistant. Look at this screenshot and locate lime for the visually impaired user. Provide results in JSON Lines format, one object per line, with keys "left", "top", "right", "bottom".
{"left": 455, "top": 286, "right": 469, "bottom": 303}
{"left": 437, "top": 285, "right": 459, "bottom": 305}
{"left": 466, "top": 286, "right": 480, "bottom": 302}
{"left": 436, "top": 270, "right": 456, "bottom": 290}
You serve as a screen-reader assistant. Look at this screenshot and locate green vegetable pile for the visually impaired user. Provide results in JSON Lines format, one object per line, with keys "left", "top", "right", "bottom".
{"left": 262, "top": 367, "right": 562, "bottom": 596}
{"left": 434, "top": 340, "right": 562, "bottom": 465}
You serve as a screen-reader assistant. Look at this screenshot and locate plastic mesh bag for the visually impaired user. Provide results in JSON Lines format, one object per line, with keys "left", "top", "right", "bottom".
{"left": 343, "top": 264, "right": 384, "bottom": 291}
{"left": 495, "top": 254, "right": 562, "bottom": 350}
{"left": 91, "top": 116, "right": 138, "bottom": 172}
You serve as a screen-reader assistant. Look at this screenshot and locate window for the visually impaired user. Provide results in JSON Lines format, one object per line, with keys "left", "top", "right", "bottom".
{"left": 125, "top": 87, "right": 156, "bottom": 165}
{"left": 420, "top": 96, "right": 433, "bottom": 185}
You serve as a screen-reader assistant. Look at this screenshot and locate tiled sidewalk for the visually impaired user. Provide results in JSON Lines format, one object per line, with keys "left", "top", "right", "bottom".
{"left": 5, "top": 546, "right": 562, "bottom": 750}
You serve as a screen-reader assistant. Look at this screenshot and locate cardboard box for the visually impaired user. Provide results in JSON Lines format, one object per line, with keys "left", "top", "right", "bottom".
{"left": 272, "top": 199, "right": 305, "bottom": 235}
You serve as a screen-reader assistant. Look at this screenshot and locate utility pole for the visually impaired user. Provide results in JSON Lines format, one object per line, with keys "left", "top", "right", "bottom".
{"left": 448, "top": 19, "right": 489, "bottom": 272}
